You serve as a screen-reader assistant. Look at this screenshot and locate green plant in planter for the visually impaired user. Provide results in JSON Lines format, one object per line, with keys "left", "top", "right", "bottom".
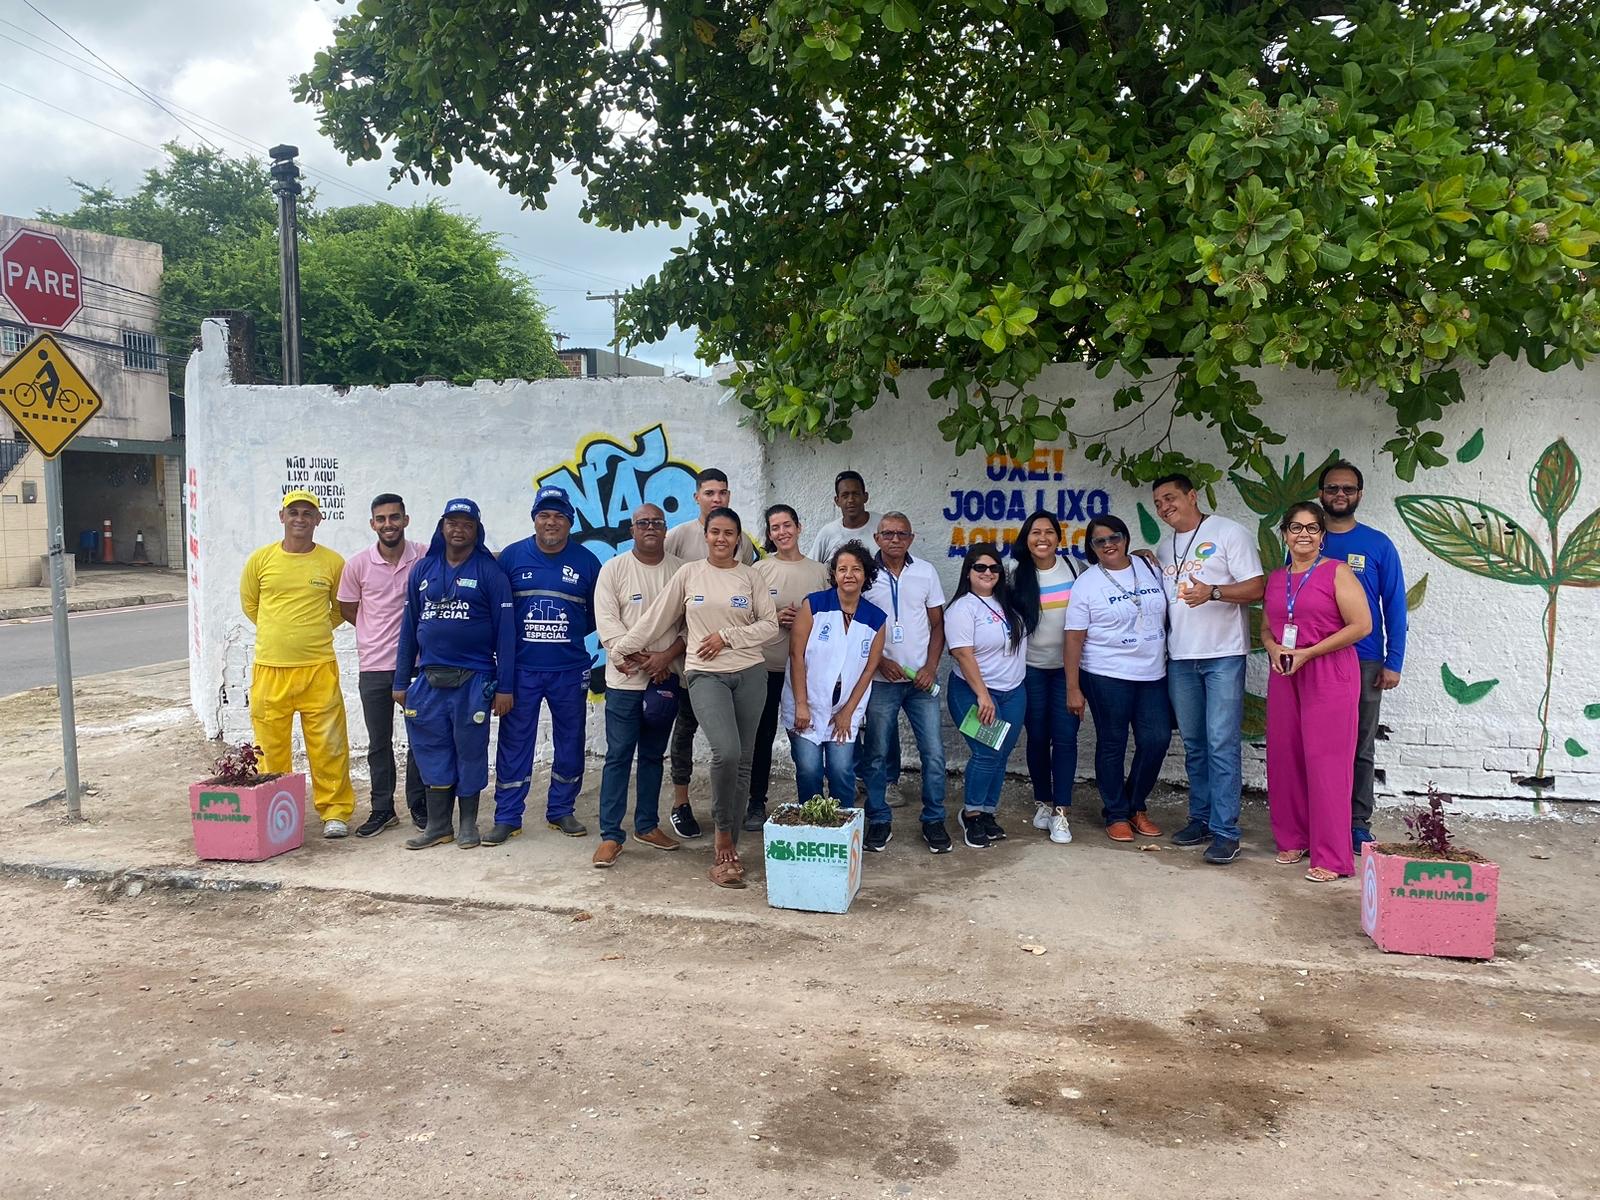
{"left": 800, "top": 793, "right": 843, "bottom": 826}
{"left": 1397, "top": 438, "right": 1600, "bottom": 780}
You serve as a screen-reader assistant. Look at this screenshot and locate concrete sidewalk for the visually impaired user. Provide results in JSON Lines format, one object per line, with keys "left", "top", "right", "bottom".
{"left": 0, "top": 564, "right": 186, "bottom": 619}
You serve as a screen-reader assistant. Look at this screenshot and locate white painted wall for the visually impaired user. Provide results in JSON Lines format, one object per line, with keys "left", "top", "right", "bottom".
{"left": 187, "top": 320, "right": 1600, "bottom": 803}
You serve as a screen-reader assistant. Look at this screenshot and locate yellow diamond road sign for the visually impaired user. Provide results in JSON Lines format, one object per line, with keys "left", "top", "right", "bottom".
{"left": 0, "top": 333, "right": 102, "bottom": 458}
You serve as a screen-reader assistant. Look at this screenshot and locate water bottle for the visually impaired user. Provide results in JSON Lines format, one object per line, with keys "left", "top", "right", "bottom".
{"left": 903, "top": 662, "right": 941, "bottom": 697}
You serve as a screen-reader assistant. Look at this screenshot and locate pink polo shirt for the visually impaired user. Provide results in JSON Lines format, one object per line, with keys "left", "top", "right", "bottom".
{"left": 336, "top": 540, "right": 426, "bottom": 672}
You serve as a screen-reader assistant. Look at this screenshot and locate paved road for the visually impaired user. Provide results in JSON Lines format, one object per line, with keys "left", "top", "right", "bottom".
{"left": 0, "top": 601, "right": 188, "bottom": 696}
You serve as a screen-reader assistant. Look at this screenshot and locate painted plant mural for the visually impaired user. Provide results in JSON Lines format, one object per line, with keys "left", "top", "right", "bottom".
{"left": 1396, "top": 438, "right": 1600, "bottom": 781}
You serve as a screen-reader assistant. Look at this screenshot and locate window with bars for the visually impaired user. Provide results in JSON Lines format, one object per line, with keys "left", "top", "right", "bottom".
{"left": 122, "top": 329, "right": 162, "bottom": 372}
{"left": 1, "top": 321, "right": 29, "bottom": 356}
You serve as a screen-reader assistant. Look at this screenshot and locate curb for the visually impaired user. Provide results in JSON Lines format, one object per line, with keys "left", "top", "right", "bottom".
{"left": 0, "top": 591, "right": 187, "bottom": 621}
{"left": 0, "top": 858, "right": 280, "bottom": 894}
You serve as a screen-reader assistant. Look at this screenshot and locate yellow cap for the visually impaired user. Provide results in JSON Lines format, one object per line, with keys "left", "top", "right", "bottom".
{"left": 281, "top": 488, "right": 321, "bottom": 512}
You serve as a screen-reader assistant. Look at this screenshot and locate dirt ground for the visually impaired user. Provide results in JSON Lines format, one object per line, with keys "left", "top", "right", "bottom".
{"left": 2, "top": 666, "right": 1598, "bottom": 1199}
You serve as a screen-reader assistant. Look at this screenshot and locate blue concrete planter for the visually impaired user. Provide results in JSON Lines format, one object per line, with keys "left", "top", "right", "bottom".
{"left": 762, "top": 805, "right": 864, "bottom": 915}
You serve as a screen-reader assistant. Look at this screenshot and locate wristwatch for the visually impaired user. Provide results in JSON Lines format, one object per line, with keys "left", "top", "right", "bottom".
{"left": 1209, "top": 585, "right": 1223, "bottom": 602}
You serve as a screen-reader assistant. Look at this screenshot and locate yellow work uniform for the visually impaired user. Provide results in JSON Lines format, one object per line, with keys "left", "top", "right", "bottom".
{"left": 240, "top": 542, "right": 356, "bottom": 823}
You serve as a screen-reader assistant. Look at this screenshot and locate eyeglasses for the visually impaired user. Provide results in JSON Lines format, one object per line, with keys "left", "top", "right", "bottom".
{"left": 1320, "top": 485, "right": 1360, "bottom": 495}
{"left": 1285, "top": 522, "right": 1323, "bottom": 535}
{"left": 969, "top": 562, "right": 1002, "bottom": 575}
{"left": 877, "top": 530, "right": 912, "bottom": 541}
{"left": 630, "top": 518, "right": 667, "bottom": 530}
{"left": 1090, "top": 533, "right": 1126, "bottom": 548}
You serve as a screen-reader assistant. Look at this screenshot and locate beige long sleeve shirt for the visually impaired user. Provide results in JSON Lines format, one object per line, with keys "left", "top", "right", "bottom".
{"left": 594, "top": 550, "right": 685, "bottom": 690}
{"left": 612, "top": 558, "right": 780, "bottom": 675}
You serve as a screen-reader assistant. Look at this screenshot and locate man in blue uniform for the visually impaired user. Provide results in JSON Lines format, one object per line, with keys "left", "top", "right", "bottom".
{"left": 486, "top": 485, "right": 603, "bottom": 842}
{"left": 392, "top": 498, "right": 516, "bottom": 850}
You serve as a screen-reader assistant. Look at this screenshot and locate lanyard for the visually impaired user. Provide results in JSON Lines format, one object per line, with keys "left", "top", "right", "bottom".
{"left": 1172, "top": 514, "right": 1208, "bottom": 581}
{"left": 976, "top": 596, "right": 1014, "bottom": 651}
{"left": 1285, "top": 559, "right": 1321, "bottom": 620}
{"left": 877, "top": 552, "right": 906, "bottom": 621}
{"left": 1098, "top": 561, "right": 1146, "bottom": 611}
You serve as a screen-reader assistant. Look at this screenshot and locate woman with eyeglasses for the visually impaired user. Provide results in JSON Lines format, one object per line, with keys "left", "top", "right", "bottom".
{"left": 745, "top": 505, "right": 828, "bottom": 831}
{"left": 1011, "top": 511, "right": 1081, "bottom": 845}
{"left": 944, "top": 542, "right": 1029, "bottom": 849}
{"left": 1262, "top": 501, "right": 1371, "bottom": 882}
{"left": 1064, "top": 515, "right": 1171, "bottom": 841}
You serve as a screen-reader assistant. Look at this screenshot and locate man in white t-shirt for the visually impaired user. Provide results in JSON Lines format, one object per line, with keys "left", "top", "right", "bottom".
{"left": 808, "top": 470, "right": 875, "bottom": 562}
{"left": 860, "top": 512, "right": 950, "bottom": 854}
{"left": 1152, "top": 473, "right": 1265, "bottom": 864}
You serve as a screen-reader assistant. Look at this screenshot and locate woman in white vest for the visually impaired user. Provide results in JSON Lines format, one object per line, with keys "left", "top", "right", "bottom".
{"left": 782, "top": 542, "right": 889, "bottom": 805}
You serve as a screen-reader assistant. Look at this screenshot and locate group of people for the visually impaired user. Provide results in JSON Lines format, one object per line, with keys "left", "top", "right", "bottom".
{"left": 238, "top": 457, "right": 1405, "bottom": 890}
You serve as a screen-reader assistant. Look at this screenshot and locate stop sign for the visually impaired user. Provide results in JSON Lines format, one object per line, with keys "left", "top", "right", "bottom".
{"left": 1, "top": 229, "right": 83, "bottom": 331}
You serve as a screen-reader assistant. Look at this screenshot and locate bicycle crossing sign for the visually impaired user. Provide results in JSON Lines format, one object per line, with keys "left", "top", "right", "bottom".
{"left": 0, "top": 333, "right": 102, "bottom": 458}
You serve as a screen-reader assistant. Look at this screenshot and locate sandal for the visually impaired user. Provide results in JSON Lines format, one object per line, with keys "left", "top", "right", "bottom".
{"left": 709, "top": 860, "right": 747, "bottom": 889}
{"left": 1275, "top": 850, "right": 1308, "bottom": 865}
{"left": 1304, "top": 867, "right": 1342, "bottom": 883}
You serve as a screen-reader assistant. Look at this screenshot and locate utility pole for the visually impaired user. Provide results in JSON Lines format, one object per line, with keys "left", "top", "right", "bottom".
{"left": 269, "top": 145, "right": 304, "bottom": 385}
{"left": 586, "top": 290, "right": 625, "bottom": 373}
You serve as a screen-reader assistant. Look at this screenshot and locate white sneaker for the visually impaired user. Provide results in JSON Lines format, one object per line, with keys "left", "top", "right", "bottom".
{"left": 322, "top": 819, "right": 349, "bottom": 839}
{"left": 1049, "top": 808, "right": 1072, "bottom": 845}
{"left": 1032, "top": 803, "right": 1053, "bottom": 831}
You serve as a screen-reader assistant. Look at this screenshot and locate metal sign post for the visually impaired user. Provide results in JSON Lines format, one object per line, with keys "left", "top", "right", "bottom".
{"left": 43, "top": 454, "right": 81, "bottom": 819}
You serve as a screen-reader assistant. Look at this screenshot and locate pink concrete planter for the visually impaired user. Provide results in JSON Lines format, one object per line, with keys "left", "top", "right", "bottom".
{"left": 1360, "top": 842, "right": 1499, "bottom": 960}
{"left": 189, "top": 773, "right": 306, "bottom": 862}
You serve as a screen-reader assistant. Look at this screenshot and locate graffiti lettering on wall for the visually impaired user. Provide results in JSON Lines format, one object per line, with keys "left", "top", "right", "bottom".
{"left": 944, "top": 449, "right": 1109, "bottom": 560}
{"left": 283, "top": 455, "right": 346, "bottom": 520}
{"left": 532, "top": 424, "right": 700, "bottom": 674}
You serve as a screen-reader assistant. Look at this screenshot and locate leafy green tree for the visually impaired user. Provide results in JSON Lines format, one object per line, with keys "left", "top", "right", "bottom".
{"left": 297, "top": 0, "right": 1600, "bottom": 483}
{"left": 43, "top": 146, "right": 564, "bottom": 387}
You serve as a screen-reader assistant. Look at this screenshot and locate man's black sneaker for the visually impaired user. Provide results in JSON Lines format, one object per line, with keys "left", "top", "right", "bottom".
{"left": 670, "top": 803, "right": 703, "bottom": 839}
{"left": 921, "top": 821, "right": 953, "bottom": 854}
{"left": 1171, "top": 819, "right": 1212, "bottom": 846}
{"left": 980, "top": 813, "right": 1007, "bottom": 842}
{"left": 741, "top": 803, "right": 766, "bottom": 833}
{"left": 355, "top": 811, "right": 399, "bottom": 838}
{"left": 958, "top": 810, "right": 990, "bottom": 850}
{"left": 1204, "top": 837, "right": 1242, "bottom": 864}
{"left": 548, "top": 813, "right": 588, "bottom": 837}
{"left": 481, "top": 823, "right": 522, "bottom": 846}
{"left": 864, "top": 822, "right": 892, "bottom": 853}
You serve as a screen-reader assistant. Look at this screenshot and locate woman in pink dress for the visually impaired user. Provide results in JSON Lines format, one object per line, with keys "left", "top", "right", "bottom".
{"left": 1261, "top": 501, "right": 1372, "bottom": 882}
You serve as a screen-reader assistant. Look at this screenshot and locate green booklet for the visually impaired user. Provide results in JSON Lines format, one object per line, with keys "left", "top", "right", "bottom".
{"left": 959, "top": 704, "right": 1012, "bottom": 749}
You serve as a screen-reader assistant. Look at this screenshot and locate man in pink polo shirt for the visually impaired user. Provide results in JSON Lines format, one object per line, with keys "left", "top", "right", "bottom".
{"left": 338, "top": 492, "right": 428, "bottom": 837}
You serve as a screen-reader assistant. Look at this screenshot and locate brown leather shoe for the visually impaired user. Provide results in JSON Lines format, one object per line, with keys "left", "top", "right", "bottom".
{"left": 636, "top": 828, "right": 680, "bottom": 851}
{"left": 592, "top": 839, "right": 623, "bottom": 868}
{"left": 1131, "top": 813, "right": 1162, "bottom": 838}
{"left": 1106, "top": 821, "right": 1135, "bottom": 842}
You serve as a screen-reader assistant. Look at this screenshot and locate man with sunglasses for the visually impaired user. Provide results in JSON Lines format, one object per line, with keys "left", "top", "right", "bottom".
{"left": 1317, "top": 460, "right": 1407, "bottom": 851}
{"left": 861, "top": 512, "right": 951, "bottom": 853}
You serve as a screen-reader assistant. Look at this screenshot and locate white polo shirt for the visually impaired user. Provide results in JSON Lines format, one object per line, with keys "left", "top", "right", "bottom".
{"left": 862, "top": 553, "right": 945, "bottom": 673}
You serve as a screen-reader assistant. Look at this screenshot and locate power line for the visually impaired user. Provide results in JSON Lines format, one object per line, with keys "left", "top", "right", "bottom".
{"left": 0, "top": 80, "right": 167, "bottom": 155}
{"left": 18, "top": 0, "right": 220, "bottom": 151}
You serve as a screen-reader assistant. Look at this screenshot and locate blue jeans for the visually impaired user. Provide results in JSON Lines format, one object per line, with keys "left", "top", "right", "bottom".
{"left": 1167, "top": 655, "right": 1247, "bottom": 841}
{"left": 790, "top": 734, "right": 857, "bottom": 807}
{"left": 863, "top": 680, "right": 946, "bottom": 825}
{"left": 597, "top": 687, "right": 671, "bottom": 844}
{"left": 1080, "top": 670, "right": 1171, "bottom": 824}
{"left": 1023, "top": 665, "right": 1079, "bottom": 808}
{"left": 947, "top": 674, "right": 1026, "bottom": 815}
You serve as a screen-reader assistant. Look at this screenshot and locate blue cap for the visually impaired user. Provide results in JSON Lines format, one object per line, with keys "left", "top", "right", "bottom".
{"left": 532, "top": 485, "right": 575, "bottom": 522}
{"left": 441, "top": 497, "right": 480, "bottom": 520}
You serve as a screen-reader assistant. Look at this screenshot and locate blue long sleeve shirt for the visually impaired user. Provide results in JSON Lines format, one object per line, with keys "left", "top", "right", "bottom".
{"left": 1322, "top": 522, "right": 1407, "bottom": 671}
{"left": 497, "top": 537, "right": 602, "bottom": 671}
{"left": 394, "top": 551, "right": 516, "bottom": 693}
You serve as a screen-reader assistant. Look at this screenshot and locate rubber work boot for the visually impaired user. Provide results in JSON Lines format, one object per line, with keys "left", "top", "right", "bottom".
{"left": 456, "top": 792, "right": 481, "bottom": 850}
{"left": 405, "top": 786, "right": 456, "bottom": 850}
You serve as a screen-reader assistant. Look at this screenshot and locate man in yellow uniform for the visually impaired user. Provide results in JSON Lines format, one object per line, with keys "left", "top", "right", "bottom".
{"left": 240, "top": 489, "right": 358, "bottom": 837}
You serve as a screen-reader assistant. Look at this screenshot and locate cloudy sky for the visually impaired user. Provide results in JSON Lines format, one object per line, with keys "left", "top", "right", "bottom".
{"left": 0, "top": 0, "right": 700, "bottom": 370}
